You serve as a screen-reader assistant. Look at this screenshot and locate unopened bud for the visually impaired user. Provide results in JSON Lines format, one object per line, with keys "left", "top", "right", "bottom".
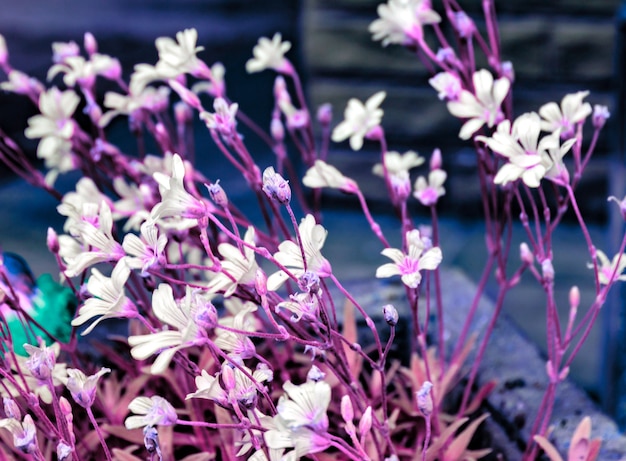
{"left": 298, "top": 271, "right": 320, "bottom": 293}
{"left": 221, "top": 365, "right": 236, "bottom": 391}
{"left": 174, "top": 101, "right": 193, "bottom": 125}
{"left": 520, "top": 242, "right": 533, "bottom": 265}
{"left": 273, "top": 76, "right": 289, "bottom": 104}
{"left": 501, "top": 61, "right": 515, "bottom": 82}
{"left": 206, "top": 181, "right": 228, "bottom": 207}
{"left": 340, "top": 395, "right": 354, "bottom": 423}
{"left": 0, "top": 34, "right": 8, "bottom": 67}
{"left": 430, "top": 148, "right": 442, "bottom": 171}
{"left": 169, "top": 80, "right": 201, "bottom": 111}
{"left": 262, "top": 166, "right": 291, "bottom": 204}
{"left": 46, "top": 227, "right": 59, "bottom": 253}
{"left": 451, "top": 11, "right": 474, "bottom": 38}
{"left": 382, "top": 304, "right": 399, "bottom": 326}
{"left": 359, "top": 406, "right": 373, "bottom": 436}
{"left": 255, "top": 268, "right": 268, "bottom": 296}
{"left": 416, "top": 381, "right": 433, "bottom": 416}
{"left": 569, "top": 286, "right": 580, "bottom": 309}
{"left": 307, "top": 365, "right": 325, "bottom": 382}
{"left": 143, "top": 426, "right": 161, "bottom": 455}
{"left": 541, "top": 259, "right": 554, "bottom": 281}
{"left": 317, "top": 103, "right": 332, "bottom": 126}
{"left": 270, "top": 118, "right": 284, "bottom": 142}
{"left": 84, "top": 32, "right": 98, "bottom": 56}
{"left": 592, "top": 105, "right": 610, "bottom": 130}
{"left": 3, "top": 397, "right": 20, "bottom": 420}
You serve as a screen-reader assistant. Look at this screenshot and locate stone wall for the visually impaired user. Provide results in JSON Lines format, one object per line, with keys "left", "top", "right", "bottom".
{"left": 302, "top": 0, "right": 622, "bottom": 219}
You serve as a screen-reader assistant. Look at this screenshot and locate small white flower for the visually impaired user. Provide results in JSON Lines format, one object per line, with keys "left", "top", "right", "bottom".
{"left": 413, "top": 169, "right": 447, "bottom": 206}
{"left": 125, "top": 395, "right": 177, "bottom": 429}
{"left": 373, "top": 150, "right": 425, "bottom": 178}
{"left": 276, "top": 292, "right": 320, "bottom": 322}
{"left": 99, "top": 86, "right": 171, "bottom": 128}
{"left": 277, "top": 380, "right": 331, "bottom": 431}
{"left": 447, "top": 69, "right": 510, "bottom": 140}
{"left": 594, "top": 250, "right": 626, "bottom": 286}
{"left": 123, "top": 221, "right": 168, "bottom": 276}
{"left": 155, "top": 28, "right": 205, "bottom": 78}
{"left": 302, "top": 160, "right": 357, "bottom": 192}
{"left": 0, "top": 70, "right": 44, "bottom": 95}
{"left": 214, "top": 301, "right": 258, "bottom": 359}
{"left": 150, "top": 153, "right": 208, "bottom": 222}
{"left": 267, "top": 215, "right": 332, "bottom": 291}
{"left": 478, "top": 112, "right": 573, "bottom": 188}
{"left": 72, "top": 260, "right": 135, "bottom": 335}
{"left": 207, "top": 227, "right": 259, "bottom": 297}
{"left": 429, "top": 71, "right": 463, "bottom": 101}
{"left": 331, "top": 91, "right": 386, "bottom": 151}
{"left": 539, "top": 91, "right": 592, "bottom": 138}
{"left": 369, "top": 0, "right": 441, "bottom": 46}
{"left": 65, "top": 367, "right": 110, "bottom": 408}
{"left": 0, "top": 414, "right": 37, "bottom": 453}
{"left": 376, "top": 229, "right": 442, "bottom": 288}
{"left": 246, "top": 33, "right": 292, "bottom": 74}
{"left": 128, "top": 284, "right": 212, "bottom": 374}
{"left": 199, "top": 97, "right": 238, "bottom": 136}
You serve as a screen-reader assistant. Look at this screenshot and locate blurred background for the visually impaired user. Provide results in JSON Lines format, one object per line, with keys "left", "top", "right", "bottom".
{"left": 0, "top": 0, "right": 625, "bottom": 424}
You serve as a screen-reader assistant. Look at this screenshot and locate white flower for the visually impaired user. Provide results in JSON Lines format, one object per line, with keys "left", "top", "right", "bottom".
{"left": 376, "top": 229, "right": 442, "bottom": 288}
{"left": 369, "top": 0, "right": 441, "bottom": 46}
{"left": 112, "top": 177, "right": 154, "bottom": 231}
{"left": 0, "top": 70, "right": 44, "bottom": 95}
{"left": 72, "top": 261, "right": 136, "bottom": 335}
{"left": 413, "top": 169, "right": 447, "bottom": 206}
{"left": 0, "top": 414, "right": 37, "bottom": 453}
{"left": 331, "top": 91, "right": 386, "bottom": 151}
{"left": 128, "top": 284, "right": 213, "bottom": 374}
{"left": 47, "top": 54, "right": 120, "bottom": 87}
{"left": 123, "top": 221, "right": 168, "bottom": 276}
{"left": 594, "top": 250, "right": 626, "bottom": 286}
{"left": 276, "top": 292, "right": 320, "bottom": 322}
{"left": 65, "top": 367, "right": 110, "bottom": 408}
{"left": 214, "top": 302, "right": 258, "bottom": 359}
{"left": 150, "top": 153, "right": 208, "bottom": 222}
{"left": 447, "top": 69, "right": 510, "bottom": 140}
{"left": 478, "top": 112, "right": 573, "bottom": 188}
{"left": 125, "top": 395, "right": 177, "bottom": 429}
{"left": 155, "top": 28, "right": 205, "bottom": 78}
{"left": 429, "top": 71, "right": 463, "bottom": 101}
{"left": 267, "top": 215, "right": 332, "bottom": 291}
{"left": 539, "top": 91, "right": 592, "bottom": 138}
{"left": 207, "top": 227, "right": 258, "bottom": 297}
{"left": 57, "top": 177, "right": 110, "bottom": 233}
{"left": 25, "top": 87, "right": 80, "bottom": 182}
{"left": 199, "top": 97, "right": 238, "bottom": 136}
{"left": 99, "top": 86, "right": 171, "bottom": 127}
{"left": 373, "top": 150, "right": 425, "bottom": 178}
{"left": 277, "top": 380, "right": 331, "bottom": 431}
{"left": 61, "top": 201, "right": 125, "bottom": 277}
{"left": 302, "top": 160, "right": 357, "bottom": 192}
{"left": 246, "top": 33, "right": 292, "bottom": 74}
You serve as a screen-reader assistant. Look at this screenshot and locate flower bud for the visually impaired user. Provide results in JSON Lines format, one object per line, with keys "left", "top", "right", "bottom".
{"left": 174, "top": 101, "right": 193, "bottom": 125}
{"left": 307, "top": 365, "right": 325, "bottom": 382}
{"left": 569, "top": 286, "right": 580, "bottom": 309}
{"left": 84, "top": 32, "right": 98, "bottom": 56}
{"left": 57, "top": 442, "right": 73, "bottom": 461}
{"left": 262, "top": 166, "right": 291, "bottom": 204}
{"left": 255, "top": 268, "right": 268, "bottom": 296}
{"left": 340, "top": 395, "right": 354, "bottom": 423}
{"left": 416, "top": 381, "right": 433, "bottom": 416}
{"left": 221, "top": 365, "right": 236, "bottom": 391}
{"left": 3, "top": 397, "right": 20, "bottom": 420}
{"left": 169, "top": 80, "right": 201, "bottom": 111}
{"left": 430, "top": 148, "right": 442, "bottom": 171}
{"left": 359, "top": 406, "right": 372, "bottom": 436}
{"left": 541, "top": 259, "right": 554, "bottom": 281}
{"left": 270, "top": 117, "right": 284, "bottom": 142}
{"left": 592, "top": 105, "right": 610, "bottom": 130}
{"left": 206, "top": 181, "right": 228, "bottom": 207}
{"left": 0, "top": 34, "right": 8, "bottom": 67}
{"left": 317, "top": 103, "right": 332, "bottom": 126}
{"left": 501, "top": 61, "right": 515, "bottom": 82}
{"left": 383, "top": 304, "right": 399, "bottom": 326}
{"left": 47, "top": 227, "right": 60, "bottom": 253}
{"left": 143, "top": 426, "right": 161, "bottom": 455}
{"left": 451, "top": 11, "right": 474, "bottom": 38}
{"left": 520, "top": 242, "right": 533, "bottom": 265}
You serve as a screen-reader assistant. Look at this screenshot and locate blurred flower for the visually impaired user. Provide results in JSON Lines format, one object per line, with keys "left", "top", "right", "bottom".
{"left": 262, "top": 167, "right": 291, "bottom": 204}
{"left": 0, "top": 414, "right": 37, "bottom": 453}
{"left": 267, "top": 215, "right": 332, "bottom": 291}
{"left": 539, "top": 91, "right": 592, "bottom": 138}
{"left": 447, "top": 69, "right": 509, "bottom": 140}
{"left": 99, "top": 86, "right": 170, "bottom": 128}
{"left": 303, "top": 160, "right": 357, "bottom": 192}
{"left": 246, "top": 33, "right": 292, "bottom": 74}
{"left": 369, "top": 0, "right": 441, "bottom": 46}
{"left": 413, "top": 169, "right": 447, "bottom": 206}
{"left": 200, "top": 97, "right": 238, "bottom": 136}
{"left": 429, "top": 71, "right": 463, "bottom": 101}
{"left": 155, "top": 28, "right": 205, "bottom": 78}
{"left": 332, "top": 91, "right": 386, "bottom": 151}
{"left": 0, "top": 70, "right": 44, "bottom": 95}
{"left": 214, "top": 302, "right": 258, "bottom": 359}
{"left": 376, "top": 229, "right": 442, "bottom": 288}
{"left": 125, "top": 395, "right": 177, "bottom": 429}
{"left": 593, "top": 250, "right": 626, "bottom": 285}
